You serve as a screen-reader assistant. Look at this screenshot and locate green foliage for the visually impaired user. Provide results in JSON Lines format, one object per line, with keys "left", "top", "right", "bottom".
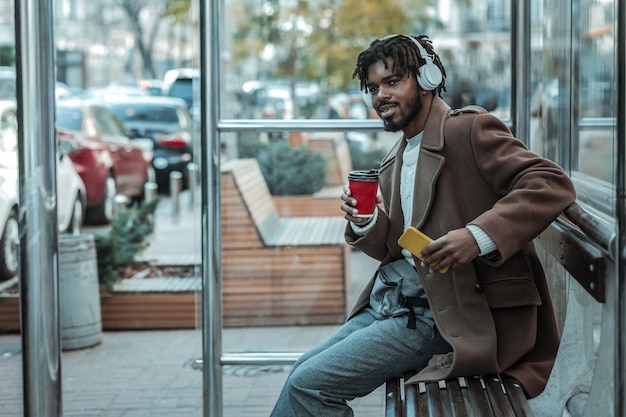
{"left": 231, "top": 0, "right": 416, "bottom": 92}
{"left": 348, "top": 142, "right": 388, "bottom": 171}
{"left": 256, "top": 141, "right": 327, "bottom": 195}
{"left": 0, "top": 45, "right": 14, "bottom": 67}
{"left": 95, "top": 198, "right": 160, "bottom": 289}
{"left": 131, "top": 0, "right": 466, "bottom": 92}
{"left": 237, "top": 132, "right": 265, "bottom": 159}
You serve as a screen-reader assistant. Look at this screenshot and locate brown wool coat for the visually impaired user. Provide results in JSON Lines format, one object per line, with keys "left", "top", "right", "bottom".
{"left": 345, "top": 96, "right": 576, "bottom": 398}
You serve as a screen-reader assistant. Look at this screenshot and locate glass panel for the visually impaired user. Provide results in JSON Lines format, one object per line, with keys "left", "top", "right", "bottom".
{"left": 220, "top": 127, "right": 389, "bottom": 416}
{"left": 221, "top": 0, "right": 512, "bottom": 414}
{"left": 575, "top": 0, "right": 616, "bottom": 198}
{"left": 2, "top": 0, "right": 204, "bottom": 415}
{"left": 528, "top": 0, "right": 571, "bottom": 165}
{"left": 531, "top": 0, "right": 616, "bottom": 217}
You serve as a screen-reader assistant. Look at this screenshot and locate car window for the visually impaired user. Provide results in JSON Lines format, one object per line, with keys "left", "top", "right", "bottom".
{"left": 177, "top": 108, "right": 192, "bottom": 130}
{"left": 109, "top": 104, "right": 180, "bottom": 123}
{"left": 93, "top": 107, "right": 127, "bottom": 141}
{"left": 56, "top": 107, "right": 84, "bottom": 131}
{"left": 166, "top": 79, "right": 194, "bottom": 108}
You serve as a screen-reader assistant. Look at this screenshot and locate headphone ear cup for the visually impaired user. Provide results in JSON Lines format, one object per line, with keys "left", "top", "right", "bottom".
{"left": 362, "top": 89, "right": 374, "bottom": 109}
{"left": 417, "top": 62, "right": 443, "bottom": 91}
{"left": 410, "top": 37, "right": 443, "bottom": 91}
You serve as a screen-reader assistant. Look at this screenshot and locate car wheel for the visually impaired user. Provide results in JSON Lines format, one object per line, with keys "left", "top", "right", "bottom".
{"left": 87, "top": 173, "right": 116, "bottom": 225}
{"left": 66, "top": 194, "right": 84, "bottom": 234}
{"left": 0, "top": 210, "right": 19, "bottom": 280}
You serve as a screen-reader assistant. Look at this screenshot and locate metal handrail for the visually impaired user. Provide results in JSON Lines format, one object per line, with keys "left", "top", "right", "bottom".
{"left": 218, "top": 118, "right": 384, "bottom": 132}
{"left": 564, "top": 202, "right": 616, "bottom": 258}
{"left": 578, "top": 117, "right": 616, "bottom": 129}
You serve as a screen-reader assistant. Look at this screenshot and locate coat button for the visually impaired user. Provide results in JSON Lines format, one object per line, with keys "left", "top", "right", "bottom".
{"left": 474, "top": 283, "right": 484, "bottom": 292}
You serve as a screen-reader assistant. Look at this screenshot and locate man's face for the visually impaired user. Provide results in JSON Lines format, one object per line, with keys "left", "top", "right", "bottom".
{"left": 366, "top": 58, "right": 422, "bottom": 133}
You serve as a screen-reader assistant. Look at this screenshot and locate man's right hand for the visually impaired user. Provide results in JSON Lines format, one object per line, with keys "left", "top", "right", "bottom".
{"left": 341, "top": 185, "right": 381, "bottom": 226}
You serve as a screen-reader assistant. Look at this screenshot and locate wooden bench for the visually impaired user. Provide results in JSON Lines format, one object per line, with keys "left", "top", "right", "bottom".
{"left": 306, "top": 135, "right": 354, "bottom": 188}
{"left": 384, "top": 202, "right": 608, "bottom": 417}
{"left": 221, "top": 158, "right": 350, "bottom": 327}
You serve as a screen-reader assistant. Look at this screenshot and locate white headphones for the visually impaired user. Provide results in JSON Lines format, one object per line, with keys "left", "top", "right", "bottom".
{"left": 362, "top": 35, "right": 443, "bottom": 109}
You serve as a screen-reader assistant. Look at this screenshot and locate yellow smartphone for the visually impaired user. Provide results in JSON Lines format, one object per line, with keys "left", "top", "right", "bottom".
{"left": 398, "top": 227, "right": 450, "bottom": 273}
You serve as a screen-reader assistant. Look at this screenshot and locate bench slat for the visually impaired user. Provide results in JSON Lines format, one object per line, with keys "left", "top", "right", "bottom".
{"left": 501, "top": 378, "right": 534, "bottom": 417}
{"left": 484, "top": 376, "right": 516, "bottom": 417}
{"left": 466, "top": 376, "right": 496, "bottom": 416}
{"left": 445, "top": 379, "right": 469, "bottom": 417}
{"left": 271, "top": 217, "right": 346, "bottom": 246}
{"left": 385, "top": 377, "right": 402, "bottom": 417}
{"left": 389, "top": 374, "right": 533, "bottom": 417}
{"left": 423, "top": 381, "right": 446, "bottom": 416}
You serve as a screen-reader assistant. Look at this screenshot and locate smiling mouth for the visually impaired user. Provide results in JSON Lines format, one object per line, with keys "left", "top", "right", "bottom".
{"left": 378, "top": 103, "right": 395, "bottom": 116}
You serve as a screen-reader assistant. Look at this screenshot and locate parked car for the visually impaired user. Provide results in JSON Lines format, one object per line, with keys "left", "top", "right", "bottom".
{"left": 162, "top": 68, "right": 198, "bottom": 116}
{"left": 0, "top": 160, "right": 17, "bottom": 280}
{"left": 82, "top": 84, "right": 150, "bottom": 101}
{"left": 55, "top": 99, "right": 154, "bottom": 225}
{"left": 132, "top": 79, "right": 164, "bottom": 96}
{"left": 101, "top": 96, "right": 193, "bottom": 192}
{"left": 0, "top": 100, "right": 87, "bottom": 280}
{"left": 0, "top": 66, "right": 78, "bottom": 101}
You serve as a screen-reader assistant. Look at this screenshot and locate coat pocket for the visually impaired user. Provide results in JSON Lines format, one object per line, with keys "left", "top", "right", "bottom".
{"left": 480, "top": 277, "right": 541, "bottom": 309}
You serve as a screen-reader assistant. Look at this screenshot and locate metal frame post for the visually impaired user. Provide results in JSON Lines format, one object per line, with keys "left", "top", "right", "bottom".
{"left": 200, "top": 0, "right": 223, "bottom": 416}
{"left": 15, "top": 0, "right": 61, "bottom": 415}
{"left": 510, "top": 0, "right": 531, "bottom": 143}
{"left": 615, "top": 2, "right": 626, "bottom": 416}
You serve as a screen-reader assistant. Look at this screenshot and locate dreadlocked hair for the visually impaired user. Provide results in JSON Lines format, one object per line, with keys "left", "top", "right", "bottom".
{"left": 352, "top": 34, "right": 447, "bottom": 97}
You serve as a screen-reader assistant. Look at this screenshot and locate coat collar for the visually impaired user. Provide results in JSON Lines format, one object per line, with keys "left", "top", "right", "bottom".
{"left": 379, "top": 96, "right": 451, "bottom": 231}
{"left": 420, "top": 96, "right": 451, "bottom": 151}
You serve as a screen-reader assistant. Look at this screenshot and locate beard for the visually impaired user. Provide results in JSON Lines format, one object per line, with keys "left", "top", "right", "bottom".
{"left": 381, "top": 94, "right": 422, "bottom": 132}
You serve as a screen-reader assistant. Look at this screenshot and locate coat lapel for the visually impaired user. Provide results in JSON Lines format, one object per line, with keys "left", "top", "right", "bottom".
{"left": 412, "top": 97, "right": 450, "bottom": 229}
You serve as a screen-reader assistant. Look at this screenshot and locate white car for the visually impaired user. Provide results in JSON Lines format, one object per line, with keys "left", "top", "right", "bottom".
{"left": 0, "top": 100, "right": 86, "bottom": 280}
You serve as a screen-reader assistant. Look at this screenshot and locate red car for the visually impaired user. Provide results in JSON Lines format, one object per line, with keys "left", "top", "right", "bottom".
{"left": 56, "top": 99, "right": 154, "bottom": 224}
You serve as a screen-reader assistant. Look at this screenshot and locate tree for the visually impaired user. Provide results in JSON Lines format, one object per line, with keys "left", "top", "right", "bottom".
{"left": 107, "top": 0, "right": 173, "bottom": 78}
{"left": 229, "top": 0, "right": 450, "bottom": 93}
{"left": 168, "top": 0, "right": 457, "bottom": 98}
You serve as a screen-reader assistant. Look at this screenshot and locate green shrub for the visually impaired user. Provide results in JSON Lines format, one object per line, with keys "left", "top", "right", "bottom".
{"left": 0, "top": 45, "right": 14, "bottom": 66}
{"left": 256, "top": 141, "right": 327, "bottom": 195}
{"left": 348, "top": 142, "right": 388, "bottom": 171}
{"left": 94, "top": 198, "right": 160, "bottom": 289}
{"left": 237, "top": 132, "right": 265, "bottom": 158}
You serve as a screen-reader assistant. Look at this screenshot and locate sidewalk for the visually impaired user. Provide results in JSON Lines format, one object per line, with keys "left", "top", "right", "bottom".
{"left": 0, "top": 327, "right": 385, "bottom": 416}
{"left": 0, "top": 191, "right": 385, "bottom": 416}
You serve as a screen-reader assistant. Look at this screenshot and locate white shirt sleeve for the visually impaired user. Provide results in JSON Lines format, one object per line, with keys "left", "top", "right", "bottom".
{"left": 466, "top": 224, "right": 498, "bottom": 256}
{"left": 349, "top": 207, "right": 379, "bottom": 236}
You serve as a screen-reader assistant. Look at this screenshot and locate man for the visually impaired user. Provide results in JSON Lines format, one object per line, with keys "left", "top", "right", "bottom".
{"left": 270, "top": 34, "right": 576, "bottom": 417}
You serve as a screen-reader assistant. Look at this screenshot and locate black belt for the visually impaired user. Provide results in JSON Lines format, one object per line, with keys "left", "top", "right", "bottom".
{"left": 400, "top": 296, "right": 430, "bottom": 329}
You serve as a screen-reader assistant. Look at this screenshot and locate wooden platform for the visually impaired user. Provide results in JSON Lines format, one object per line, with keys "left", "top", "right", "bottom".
{"left": 100, "top": 287, "right": 200, "bottom": 330}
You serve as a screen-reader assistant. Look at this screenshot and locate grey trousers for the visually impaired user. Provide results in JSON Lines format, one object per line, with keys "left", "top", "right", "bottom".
{"left": 269, "top": 307, "right": 451, "bottom": 417}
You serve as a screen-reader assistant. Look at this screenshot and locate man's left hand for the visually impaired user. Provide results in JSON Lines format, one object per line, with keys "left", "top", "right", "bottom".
{"left": 419, "top": 228, "right": 480, "bottom": 273}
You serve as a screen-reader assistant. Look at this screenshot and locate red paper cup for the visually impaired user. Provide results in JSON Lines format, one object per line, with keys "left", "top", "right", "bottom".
{"left": 348, "top": 169, "right": 379, "bottom": 217}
